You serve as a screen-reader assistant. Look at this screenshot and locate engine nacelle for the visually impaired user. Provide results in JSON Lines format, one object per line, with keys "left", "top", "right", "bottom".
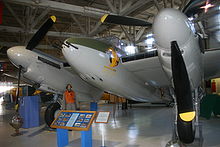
{"left": 153, "top": 8, "right": 193, "bottom": 49}
{"left": 153, "top": 8, "right": 203, "bottom": 89}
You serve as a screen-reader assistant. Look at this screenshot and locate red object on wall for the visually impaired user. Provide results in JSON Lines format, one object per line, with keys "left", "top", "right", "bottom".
{"left": 211, "top": 80, "right": 216, "bottom": 93}
{"left": 3, "top": 63, "right": 7, "bottom": 70}
{"left": 0, "top": 1, "right": 3, "bottom": 24}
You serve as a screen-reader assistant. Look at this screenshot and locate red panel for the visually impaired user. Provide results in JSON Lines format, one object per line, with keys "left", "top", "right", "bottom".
{"left": 0, "top": 1, "right": 3, "bottom": 24}
{"left": 211, "top": 81, "right": 216, "bottom": 93}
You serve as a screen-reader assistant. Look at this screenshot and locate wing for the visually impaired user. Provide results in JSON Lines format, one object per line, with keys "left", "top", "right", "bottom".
{"left": 121, "top": 48, "right": 220, "bottom": 87}
{"left": 34, "top": 49, "right": 79, "bottom": 75}
{"left": 121, "top": 53, "right": 170, "bottom": 87}
{"left": 2, "top": 71, "right": 35, "bottom": 85}
{"left": 204, "top": 49, "right": 220, "bottom": 80}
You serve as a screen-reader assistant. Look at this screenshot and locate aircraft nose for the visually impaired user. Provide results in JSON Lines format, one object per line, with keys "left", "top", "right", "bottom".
{"left": 62, "top": 40, "right": 79, "bottom": 60}
{"left": 7, "top": 46, "right": 31, "bottom": 68}
{"left": 153, "top": 8, "right": 192, "bottom": 49}
{"left": 62, "top": 44, "right": 69, "bottom": 55}
{"left": 7, "top": 46, "right": 21, "bottom": 65}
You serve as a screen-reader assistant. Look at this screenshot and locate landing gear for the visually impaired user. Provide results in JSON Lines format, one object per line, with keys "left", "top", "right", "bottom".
{"left": 44, "top": 102, "right": 61, "bottom": 127}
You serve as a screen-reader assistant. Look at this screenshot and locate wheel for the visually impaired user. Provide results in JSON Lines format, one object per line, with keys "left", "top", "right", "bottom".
{"left": 44, "top": 102, "right": 61, "bottom": 127}
{"left": 177, "top": 115, "right": 195, "bottom": 144}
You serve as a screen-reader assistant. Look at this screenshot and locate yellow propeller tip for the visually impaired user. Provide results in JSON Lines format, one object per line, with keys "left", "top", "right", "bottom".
{"left": 179, "top": 111, "right": 195, "bottom": 122}
{"left": 50, "top": 16, "right": 56, "bottom": 22}
{"left": 15, "top": 104, "right": 19, "bottom": 111}
{"left": 100, "top": 14, "right": 109, "bottom": 23}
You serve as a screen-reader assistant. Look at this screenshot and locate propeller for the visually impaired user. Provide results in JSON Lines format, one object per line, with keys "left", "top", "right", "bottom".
{"left": 9, "top": 65, "right": 24, "bottom": 136}
{"left": 171, "top": 41, "right": 195, "bottom": 121}
{"left": 14, "top": 16, "right": 56, "bottom": 110}
{"left": 26, "top": 16, "right": 56, "bottom": 50}
{"left": 9, "top": 16, "right": 56, "bottom": 135}
{"left": 171, "top": 41, "right": 195, "bottom": 143}
{"left": 100, "top": 14, "right": 152, "bottom": 26}
{"left": 15, "top": 65, "right": 22, "bottom": 112}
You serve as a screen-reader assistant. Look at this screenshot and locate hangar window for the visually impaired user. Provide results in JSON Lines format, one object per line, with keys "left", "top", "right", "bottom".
{"left": 144, "top": 33, "right": 156, "bottom": 50}
{"left": 0, "top": 82, "right": 14, "bottom": 94}
{"left": 124, "top": 45, "right": 136, "bottom": 55}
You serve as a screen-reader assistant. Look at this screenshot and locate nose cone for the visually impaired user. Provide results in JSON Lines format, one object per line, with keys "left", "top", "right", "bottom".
{"left": 62, "top": 39, "right": 79, "bottom": 63}
{"left": 62, "top": 44, "right": 71, "bottom": 61}
{"left": 153, "top": 8, "right": 192, "bottom": 49}
{"left": 7, "top": 46, "right": 32, "bottom": 68}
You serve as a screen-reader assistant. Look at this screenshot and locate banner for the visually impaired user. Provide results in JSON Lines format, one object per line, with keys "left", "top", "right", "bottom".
{"left": 0, "top": 1, "right": 3, "bottom": 24}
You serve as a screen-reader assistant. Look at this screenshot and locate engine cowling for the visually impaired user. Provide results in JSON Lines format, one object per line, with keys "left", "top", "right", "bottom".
{"left": 153, "top": 8, "right": 203, "bottom": 89}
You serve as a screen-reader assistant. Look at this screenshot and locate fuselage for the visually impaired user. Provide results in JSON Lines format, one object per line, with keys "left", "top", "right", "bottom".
{"left": 61, "top": 8, "right": 204, "bottom": 102}
{"left": 62, "top": 38, "right": 161, "bottom": 102}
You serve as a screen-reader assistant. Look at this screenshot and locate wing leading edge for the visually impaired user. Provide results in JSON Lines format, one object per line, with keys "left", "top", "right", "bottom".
{"left": 122, "top": 55, "right": 170, "bottom": 87}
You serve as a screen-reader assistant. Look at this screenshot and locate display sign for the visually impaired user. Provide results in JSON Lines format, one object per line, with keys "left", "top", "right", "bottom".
{"left": 95, "top": 111, "right": 110, "bottom": 123}
{"left": 50, "top": 110, "right": 96, "bottom": 131}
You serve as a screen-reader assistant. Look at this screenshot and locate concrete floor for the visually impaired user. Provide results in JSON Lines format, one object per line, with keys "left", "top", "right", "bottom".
{"left": 1, "top": 98, "right": 220, "bottom": 147}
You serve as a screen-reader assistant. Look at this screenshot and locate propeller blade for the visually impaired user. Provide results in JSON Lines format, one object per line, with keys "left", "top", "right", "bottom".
{"left": 171, "top": 41, "right": 196, "bottom": 144}
{"left": 15, "top": 65, "right": 22, "bottom": 112}
{"left": 26, "top": 16, "right": 56, "bottom": 50}
{"left": 100, "top": 14, "right": 152, "bottom": 26}
{"left": 171, "top": 41, "right": 195, "bottom": 120}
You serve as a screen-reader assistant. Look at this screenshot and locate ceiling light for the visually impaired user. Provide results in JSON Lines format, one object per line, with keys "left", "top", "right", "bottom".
{"left": 200, "top": 0, "right": 214, "bottom": 13}
{"left": 124, "top": 45, "right": 136, "bottom": 55}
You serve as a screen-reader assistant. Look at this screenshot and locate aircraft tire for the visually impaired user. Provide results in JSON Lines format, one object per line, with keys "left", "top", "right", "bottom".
{"left": 177, "top": 115, "right": 195, "bottom": 144}
{"left": 45, "top": 102, "right": 61, "bottom": 127}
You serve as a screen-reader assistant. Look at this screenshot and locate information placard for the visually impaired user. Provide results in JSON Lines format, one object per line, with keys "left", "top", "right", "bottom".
{"left": 95, "top": 111, "right": 110, "bottom": 123}
{"left": 50, "top": 110, "right": 96, "bottom": 131}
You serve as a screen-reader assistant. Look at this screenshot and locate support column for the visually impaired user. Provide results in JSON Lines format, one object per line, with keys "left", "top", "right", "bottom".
{"left": 57, "top": 128, "right": 68, "bottom": 147}
{"left": 90, "top": 102, "right": 98, "bottom": 111}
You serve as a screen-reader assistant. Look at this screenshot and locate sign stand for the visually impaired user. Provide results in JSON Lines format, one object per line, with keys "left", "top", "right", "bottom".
{"left": 95, "top": 111, "right": 111, "bottom": 147}
{"left": 81, "top": 128, "right": 92, "bottom": 147}
{"left": 101, "top": 123, "right": 106, "bottom": 147}
{"left": 80, "top": 102, "right": 97, "bottom": 147}
{"left": 54, "top": 102, "right": 98, "bottom": 147}
{"left": 57, "top": 128, "right": 68, "bottom": 147}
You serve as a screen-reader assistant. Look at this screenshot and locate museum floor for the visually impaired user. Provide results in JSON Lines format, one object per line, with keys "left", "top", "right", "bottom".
{"left": 1, "top": 100, "right": 220, "bottom": 147}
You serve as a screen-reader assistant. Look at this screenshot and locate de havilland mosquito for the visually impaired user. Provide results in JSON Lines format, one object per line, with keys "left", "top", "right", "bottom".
{"left": 6, "top": 1, "right": 220, "bottom": 145}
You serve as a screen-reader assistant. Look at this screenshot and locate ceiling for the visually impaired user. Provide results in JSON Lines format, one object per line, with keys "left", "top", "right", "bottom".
{"left": 0, "top": 0, "right": 185, "bottom": 53}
